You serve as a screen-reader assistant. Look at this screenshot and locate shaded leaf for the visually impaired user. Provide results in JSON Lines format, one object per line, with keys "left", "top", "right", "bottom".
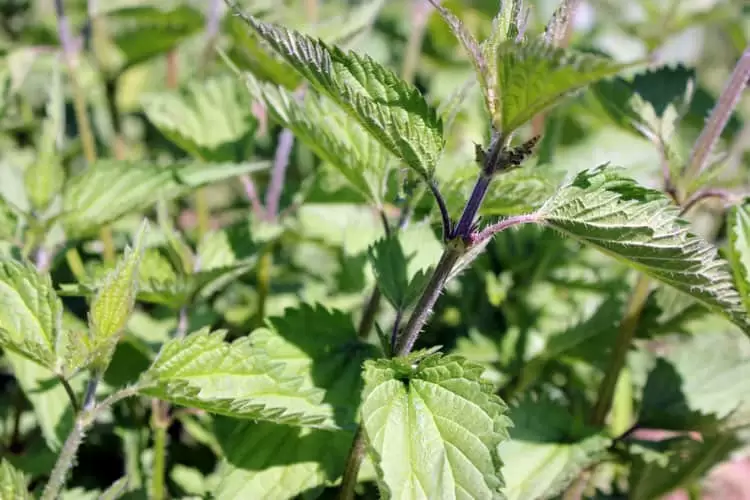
{"left": 538, "top": 166, "right": 750, "bottom": 332}
{"left": 238, "top": 13, "right": 444, "bottom": 178}
{"left": 496, "top": 40, "right": 633, "bottom": 134}
{"left": 361, "top": 352, "right": 510, "bottom": 499}
{"left": 61, "top": 160, "right": 269, "bottom": 238}
{"left": 139, "top": 328, "right": 331, "bottom": 427}
{"left": 367, "top": 237, "right": 433, "bottom": 311}
{"left": 499, "top": 398, "right": 612, "bottom": 500}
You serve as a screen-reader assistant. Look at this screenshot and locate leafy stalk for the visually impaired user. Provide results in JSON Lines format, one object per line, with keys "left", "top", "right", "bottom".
{"left": 683, "top": 42, "right": 750, "bottom": 182}
{"left": 54, "top": 0, "right": 116, "bottom": 264}
{"left": 149, "top": 399, "right": 169, "bottom": 500}
{"left": 590, "top": 275, "right": 651, "bottom": 425}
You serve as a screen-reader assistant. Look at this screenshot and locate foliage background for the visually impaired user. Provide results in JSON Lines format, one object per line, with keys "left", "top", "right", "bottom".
{"left": 1, "top": 0, "right": 750, "bottom": 499}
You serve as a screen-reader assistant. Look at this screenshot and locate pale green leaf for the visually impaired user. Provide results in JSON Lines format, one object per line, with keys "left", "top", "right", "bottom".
{"left": 0, "top": 458, "right": 31, "bottom": 500}
{"left": 213, "top": 420, "right": 353, "bottom": 499}
{"left": 496, "top": 40, "right": 633, "bottom": 134}
{"left": 0, "top": 258, "right": 63, "bottom": 370}
{"left": 639, "top": 333, "right": 750, "bottom": 432}
{"left": 538, "top": 166, "right": 750, "bottom": 332}
{"left": 97, "top": 476, "right": 129, "bottom": 500}
{"left": 498, "top": 398, "right": 612, "bottom": 500}
{"left": 61, "top": 160, "right": 269, "bottom": 238}
{"left": 88, "top": 221, "right": 147, "bottom": 369}
{"left": 244, "top": 72, "right": 390, "bottom": 204}
{"left": 727, "top": 203, "right": 750, "bottom": 313}
{"left": 361, "top": 352, "right": 510, "bottom": 499}
{"left": 25, "top": 62, "right": 65, "bottom": 211}
{"left": 239, "top": 13, "right": 444, "bottom": 178}
{"left": 138, "top": 328, "right": 331, "bottom": 427}
{"left": 142, "top": 75, "right": 257, "bottom": 162}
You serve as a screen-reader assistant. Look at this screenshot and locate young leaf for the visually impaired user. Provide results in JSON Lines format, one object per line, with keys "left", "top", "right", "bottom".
{"left": 237, "top": 13, "right": 444, "bottom": 179}
{"left": 0, "top": 258, "right": 63, "bottom": 370}
{"left": 727, "top": 203, "right": 750, "bottom": 312}
{"left": 244, "top": 73, "right": 390, "bottom": 204}
{"left": 537, "top": 166, "right": 750, "bottom": 332}
{"left": 498, "top": 398, "right": 612, "bottom": 500}
{"left": 367, "top": 236, "right": 433, "bottom": 311}
{"left": 496, "top": 40, "right": 634, "bottom": 134}
{"left": 638, "top": 333, "right": 750, "bottom": 432}
{"left": 88, "top": 221, "right": 147, "bottom": 370}
{"left": 61, "top": 160, "right": 269, "bottom": 238}
{"left": 360, "top": 352, "right": 510, "bottom": 499}
{"left": 138, "top": 328, "right": 331, "bottom": 427}
{"left": 141, "top": 75, "right": 257, "bottom": 162}
{"left": 426, "top": 1, "right": 493, "bottom": 116}
{"left": 0, "top": 458, "right": 32, "bottom": 500}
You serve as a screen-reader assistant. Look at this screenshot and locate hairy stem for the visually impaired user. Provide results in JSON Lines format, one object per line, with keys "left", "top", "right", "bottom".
{"left": 472, "top": 213, "right": 540, "bottom": 245}
{"left": 590, "top": 275, "right": 652, "bottom": 425}
{"left": 40, "top": 418, "right": 87, "bottom": 500}
{"left": 452, "top": 175, "right": 491, "bottom": 238}
{"left": 679, "top": 188, "right": 735, "bottom": 216}
{"left": 150, "top": 399, "right": 170, "bottom": 500}
{"left": 357, "top": 287, "right": 382, "bottom": 339}
{"left": 338, "top": 427, "right": 368, "bottom": 500}
{"left": 684, "top": 42, "right": 750, "bottom": 181}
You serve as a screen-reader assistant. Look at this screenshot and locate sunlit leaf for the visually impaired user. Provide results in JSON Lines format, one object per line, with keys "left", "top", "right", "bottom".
{"left": 0, "top": 458, "right": 32, "bottom": 500}
{"left": 727, "top": 203, "right": 750, "bottom": 313}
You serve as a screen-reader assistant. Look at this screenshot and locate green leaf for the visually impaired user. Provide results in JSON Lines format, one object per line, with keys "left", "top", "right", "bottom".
{"left": 97, "top": 476, "right": 129, "bottom": 500}
{"left": 24, "top": 62, "right": 65, "bottom": 212}
{"left": 61, "top": 160, "right": 269, "bottom": 238}
{"left": 0, "top": 258, "right": 63, "bottom": 370}
{"left": 142, "top": 75, "right": 257, "bottom": 162}
{"left": 367, "top": 236, "right": 432, "bottom": 311}
{"left": 213, "top": 420, "right": 353, "bottom": 499}
{"left": 138, "top": 328, "right": 331, "bottom": 427}
{"left": 628, "top": 434, "right": 738, "bottom": 500}
{"left": 239, "top": 13, "right": 444, "bottom": 179}
{"left": 0, "top": 458, "right": 31, "bottom": 500}
{"left": 727, "top": 203, "right": 750, "bottom": 313}
{"left": 251, "top": 304, "right": 378, "bottom": 427}
{"left": 107, "top": 5, "right": 204, "bottom": 69}
{"left": 498, "top": 398, "right": 612, "bottom": 500}
{"left": 87, "top": 221, "right": 147, "bottom": 370}
{"left": 361, "top": 352, "right": 510, "bottom": 499}
{"left": 538, "top": 166, "right": 750, "bottom": 332}
{"left": 244, "top": 72, "right": 391, "bottom": 204}
{"left": 638, "top": 333, "right": 750, "bottom": 432}
{"left": 496, "top": 40, "right": 633, "bottom": 134}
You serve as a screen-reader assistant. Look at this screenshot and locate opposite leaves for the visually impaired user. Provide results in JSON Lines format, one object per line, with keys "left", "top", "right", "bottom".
{"left": 538, "top": 166, "right": 750, "bottom": 332}
{"left": 237, "top": 12, "right": 444, "bottom": 179}
{"left": 361, "top": 352, "right": 510, "bottom": 499}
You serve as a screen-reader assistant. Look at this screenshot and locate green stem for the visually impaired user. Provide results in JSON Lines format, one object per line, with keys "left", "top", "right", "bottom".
{"left": 150, "top": 399, "right": 170, "bottom": 500}
{"left": 590, "top": 275, "right": 652, "bottom": 426}
{"left": 65, "top": 248, "right": 87, "bottom": 282}
{"left": 338, "top": 427, "right": 367, "bottom": 500}
{"left": 40, "top": 418, "right": 87, "bottom": 500}
{"left": 255, "top": 248, "right": 273, "bottom": 327}
{"left": 58, "top": 375, "right": 80, "bottom": 414}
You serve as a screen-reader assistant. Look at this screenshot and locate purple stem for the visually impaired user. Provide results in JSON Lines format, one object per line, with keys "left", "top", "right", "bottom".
{"left": 451, "top": 174, "right": 491, "bottom": 238}
{"left": 264, "top": 128, "right": 295, "bottom": 220}
{"left": 241, "top": 174, "right": 266, "bottom": 219}
{"left": 470, "top": 213, "right": 540, "bottom": 245}
{"left": 685, "top": 43, "right": 750, "bottom": 180}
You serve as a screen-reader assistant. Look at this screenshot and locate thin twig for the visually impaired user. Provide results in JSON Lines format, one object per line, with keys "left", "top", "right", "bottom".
{"left": 57, "top": 375, "right": 80, "bottom": 414}
{"left": 471, "top": 213, "right": 540, "bottom": 245}
{"left": 679, "top": 188, "right": 738, "bottom": 216}
{"left": 240, "top": 174, "right": 266, "bottom": 219}
{"left": 265, "top": 128, "right": 296, "bottom": 220}
{"left": 684, "top": 43, "right": 750, "bottom": 181}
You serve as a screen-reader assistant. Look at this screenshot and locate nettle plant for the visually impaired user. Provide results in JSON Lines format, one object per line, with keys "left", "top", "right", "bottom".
{"left": 1, "top": 0, "right": 750, "bottom": 499}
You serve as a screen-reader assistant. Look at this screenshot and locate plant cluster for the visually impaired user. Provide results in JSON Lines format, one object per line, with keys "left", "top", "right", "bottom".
{"left": 1, "top": 0, "right": 750, "bottom": 499}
